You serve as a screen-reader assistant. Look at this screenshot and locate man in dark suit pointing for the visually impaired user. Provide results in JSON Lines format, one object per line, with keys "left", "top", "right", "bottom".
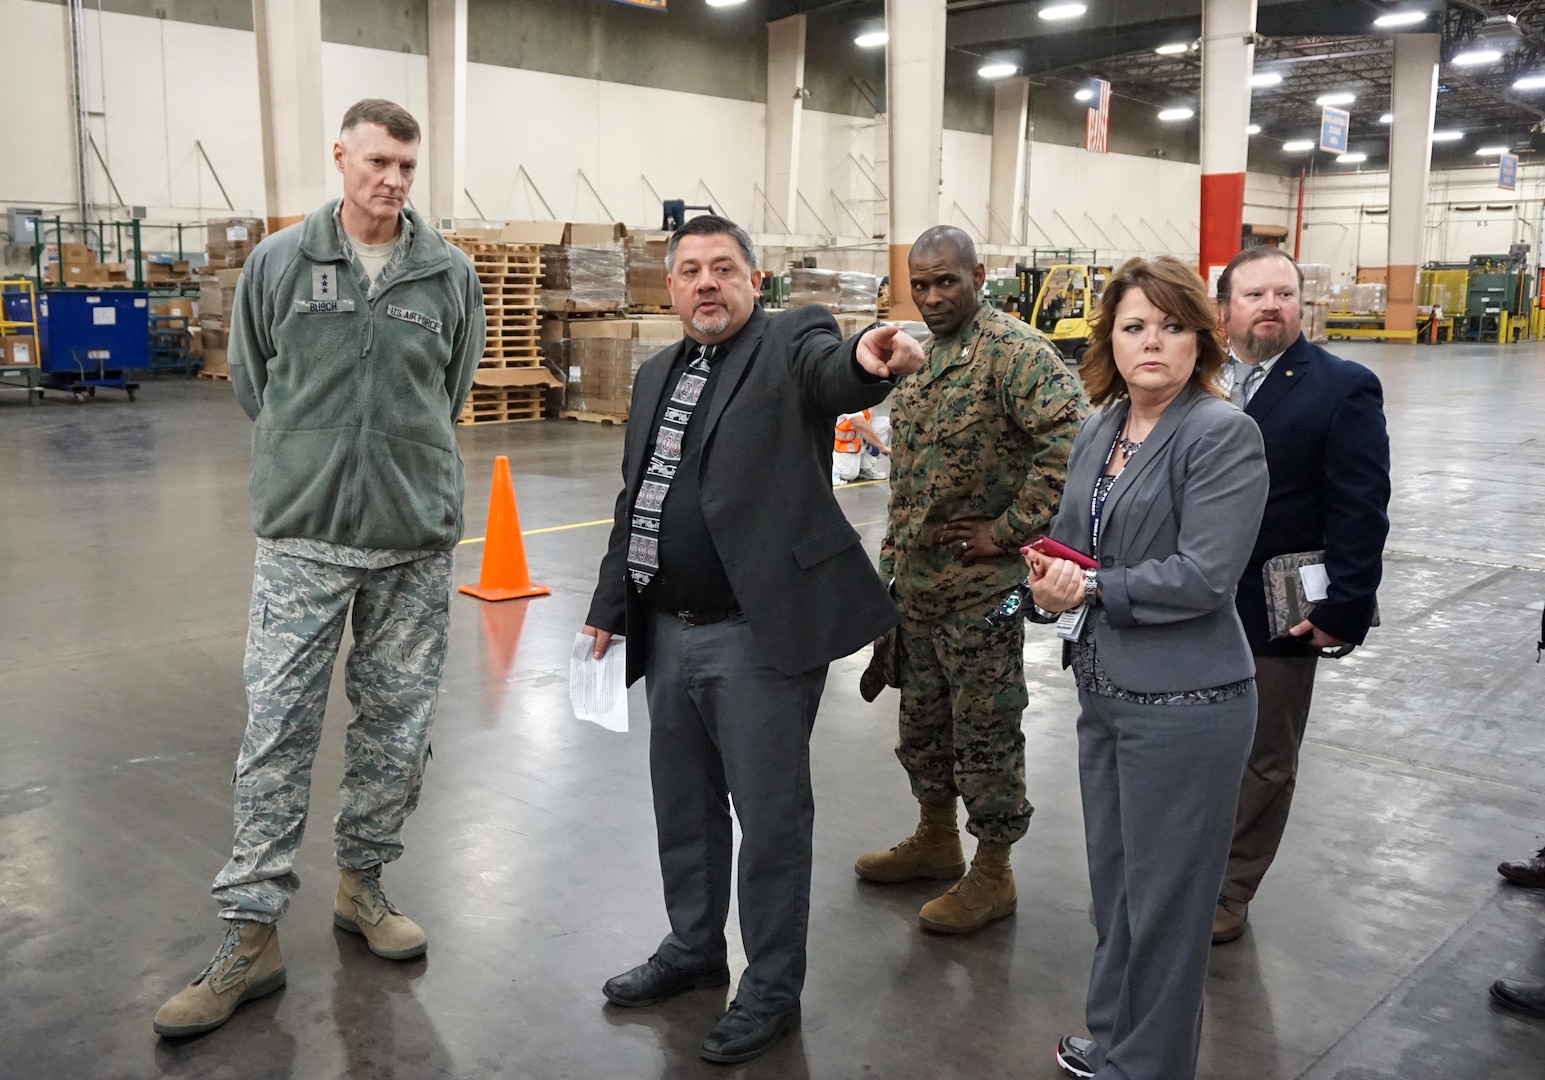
{"left": 1212, "top": 247, "right": 1391, "bottom": 944}
{"left": 583, "top": 215, "right": 922, "bottom": 1064}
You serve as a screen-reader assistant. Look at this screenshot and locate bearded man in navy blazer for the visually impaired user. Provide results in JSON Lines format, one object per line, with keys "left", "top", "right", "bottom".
{"left": 1211, "top": 246, "right": 1391, "bottom": 944}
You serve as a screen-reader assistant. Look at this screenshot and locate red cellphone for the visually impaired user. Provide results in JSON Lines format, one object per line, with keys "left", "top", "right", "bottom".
{"left": 1021, "top": 536, "right": 1099, "bottom": 570}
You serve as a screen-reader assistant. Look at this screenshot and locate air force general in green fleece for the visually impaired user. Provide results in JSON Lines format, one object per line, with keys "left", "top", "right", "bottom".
{"left": 856, "top": 226, "right": 1087, "bottom": 936}
{"left": 155, "top": 100, "right": 484, "bottom": 1040}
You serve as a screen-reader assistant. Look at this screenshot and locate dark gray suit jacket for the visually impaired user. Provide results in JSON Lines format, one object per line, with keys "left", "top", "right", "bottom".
{"left": 587, "top": 305, "right": 901, "bottom": 685}
{"left": 1047, "top": 386, "right": 1268, "bottom": 694}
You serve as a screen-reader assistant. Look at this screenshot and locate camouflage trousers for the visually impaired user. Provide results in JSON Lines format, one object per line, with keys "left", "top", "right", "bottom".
{"left": 210, "top": 545, "right": 454, "bottom": 922}
{"left": 895, "top": 598, "right": 1032, "bottom": 845}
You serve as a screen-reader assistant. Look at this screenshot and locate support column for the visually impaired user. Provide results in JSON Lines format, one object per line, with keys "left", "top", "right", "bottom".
{"left": 886, "top": 0, "right": 947, "bottom": 321}
{"left": 765, "top": 14, "right": 806, "bottom": 234}
{"left": 428, "top": 0, "right": 468, "bottom": 224}
{"left": 988, "top": 77, "right": 1030, "bottom": 245}
{"left": 1199, "top": 0, "right": 1258, "bottom": 280}
{"left": 253, "top": 0, "right": 327, "bottom": 235}
{"left": 1386, "top": 33, "right": 1439, "bottom": 334}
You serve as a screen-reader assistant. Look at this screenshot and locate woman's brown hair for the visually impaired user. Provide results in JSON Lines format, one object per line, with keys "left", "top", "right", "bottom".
{"left": 1078, "top": 255, "right": 1229, "bottom": 407}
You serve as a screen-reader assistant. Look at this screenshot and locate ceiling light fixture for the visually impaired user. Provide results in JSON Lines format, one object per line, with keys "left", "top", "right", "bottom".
{"left": 854, "top": 30, "right": 887, "bottom": 48}
{"left": 1452, "top": 49, "right": 1503, "bottom": 67}
{"left": 1251, "top": 72, "right": 1283, "bottom": 87}
{"left": 1431, "top": 130, "right": 1464, "bottom": 141}
{"left": 1158, "top": 107, "right": 1195, "bottom": 121}
{"left": 1374, "top": 12, "right": 1428, "bottom": 28}
{"left": 1514, "top": 75, "right": 1545, "bottom": 90}
{"left": 978, "top": 62, "right": 1020, "bottom": 80}
{"left": 1476, "top": 146, "right": 1511, "bottom": 156}
{"left": 1316, "top": 92, "right": 1356, "bottom": 106}
{"left": 1155, "top": 43, "right": 1189, "bottom": 56}
{"left": 1337, "top": 153, "right": 1368, "bottom": 164}
{"left": 704, "top": 0, "right": 747, "bottom": 6}
{"left": 1379, "top": 113, "right": 1394, "bottom": 123}
{"left": 1075, "top": 88, "right": 1094, "bottom": 102}
{"left": 1283, "top": 140, "right": 1316, "bottom": 152}
{"left": 1247, "top": 124, "right": 1262, "bottom": 134}
{"left": 1038, "top": 3, "right": 1087, "bottom": 19}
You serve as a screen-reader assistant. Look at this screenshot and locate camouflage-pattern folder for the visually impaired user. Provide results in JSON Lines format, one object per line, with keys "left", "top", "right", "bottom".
{"left": 1263, "top": 550, "right": 1379, "bottom": 642}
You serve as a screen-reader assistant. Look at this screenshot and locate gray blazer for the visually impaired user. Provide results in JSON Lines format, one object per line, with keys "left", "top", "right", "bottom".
{"left": 1047, "top": 385, "right": 1268, "bottom": 694}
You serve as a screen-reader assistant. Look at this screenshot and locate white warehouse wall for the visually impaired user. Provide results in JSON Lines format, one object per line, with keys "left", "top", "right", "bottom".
{"left": 23, "top": 0, "right": 1531, "bottom": 289}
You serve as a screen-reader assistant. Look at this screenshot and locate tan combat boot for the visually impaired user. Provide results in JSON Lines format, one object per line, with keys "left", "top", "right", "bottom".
{"left": 333, "top": 866, "right": 428, "bottom": 960}
{"left": 918, "top": 840, "right": 1017, "bottom": 934}
{"left": 153, "top": 920, "right": 286, "bottom": 1037}
{"left": 854, "top": 798, "right": 967, "bottom": 883}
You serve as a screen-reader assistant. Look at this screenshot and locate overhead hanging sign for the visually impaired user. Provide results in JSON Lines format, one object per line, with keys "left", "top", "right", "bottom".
{"left": 1499, "top": 152, "right": 1519, "bottom": 191}
{"left": 608, "top": 0, "right": 666, "bottom": 8}
{"left": 1319, "top": 107, "right": 1350, "bottom": 154}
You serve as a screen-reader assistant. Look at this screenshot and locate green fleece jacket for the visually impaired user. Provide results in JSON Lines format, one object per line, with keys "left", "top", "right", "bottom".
{"left": 228, "top": 202, "right": 485, "bottom": 550}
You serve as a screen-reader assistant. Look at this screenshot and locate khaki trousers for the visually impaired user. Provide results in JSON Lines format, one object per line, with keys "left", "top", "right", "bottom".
{"left": 1221, "top": 654, "right": 1319, "bottom": 903}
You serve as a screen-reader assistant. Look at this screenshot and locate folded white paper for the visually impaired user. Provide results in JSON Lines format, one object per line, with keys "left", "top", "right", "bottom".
{"left": 1298, "top": 562, "right": 1331, "bottom": 603}
{"left": 570, "top": 633, "right": 629, "bottom": 732}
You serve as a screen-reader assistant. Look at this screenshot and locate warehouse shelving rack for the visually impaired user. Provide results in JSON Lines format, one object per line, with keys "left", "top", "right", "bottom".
{"left": 0, "top": 278, "right": 43, "bottom": 405}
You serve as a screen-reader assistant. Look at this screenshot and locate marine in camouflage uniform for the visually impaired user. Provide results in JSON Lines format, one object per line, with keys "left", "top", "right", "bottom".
{"left": 855, "top": 227, "right": 1086, "bottom": 935}
{"left": 155, "top": 101, "right": 484, "bottom": 1040}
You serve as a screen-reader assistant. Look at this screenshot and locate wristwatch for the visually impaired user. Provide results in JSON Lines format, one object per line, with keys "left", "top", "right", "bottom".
{"left": 1082, "top": 568, "right": 1100, "bottom": 604}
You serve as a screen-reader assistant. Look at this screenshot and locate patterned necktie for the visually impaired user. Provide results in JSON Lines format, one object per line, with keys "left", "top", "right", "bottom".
{"left": 626, "top": 343, "right": 716, "bottom": 591}
{"left": 1229, "top": 358, "right": 1266, "bottom": 407}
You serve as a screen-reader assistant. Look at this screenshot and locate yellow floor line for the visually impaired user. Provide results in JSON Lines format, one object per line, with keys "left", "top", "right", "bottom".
{"left": 458, "top": 518, "right": 614, "bottom": 546}
{"left": 459, "top": 505, "right": 890, "bottom": 548}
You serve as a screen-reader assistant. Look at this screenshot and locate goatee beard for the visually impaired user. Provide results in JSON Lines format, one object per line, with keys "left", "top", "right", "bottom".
{"left": 1245, "top": 325, "right": 1290, "bottom": 360}
{"left": 691, "top": 308, "right": 732, "bottom": 338}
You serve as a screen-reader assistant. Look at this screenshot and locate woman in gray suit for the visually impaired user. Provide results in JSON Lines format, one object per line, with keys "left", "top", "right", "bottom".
{"left": 1028, "top": 256, "right": 1268, "bottom": 1080}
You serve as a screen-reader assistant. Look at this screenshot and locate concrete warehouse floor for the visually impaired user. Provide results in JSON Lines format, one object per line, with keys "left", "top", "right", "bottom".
{"left": 2, "top": 341, "right": 1545, "bottom": 1080}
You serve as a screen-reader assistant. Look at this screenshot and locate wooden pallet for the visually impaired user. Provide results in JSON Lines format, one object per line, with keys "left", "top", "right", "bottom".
{"left": 626, "top": 304, "right": 675, "bottom": 315}
{"left": 197, "top": 370, "right": 231, "bottom": 381}
{"left": 542, "top": 307, "right": 622, "bottom": 319}
{"left": 560, "top": 409, "right": 627, "bottom": 426}
{"left": 458, "top": 387, "right": 545, "bottom": 425}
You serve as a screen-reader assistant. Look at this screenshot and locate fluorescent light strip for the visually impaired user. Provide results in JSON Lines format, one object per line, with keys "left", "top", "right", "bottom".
{"left": 1374, "top": 12, "right": 1427, "bottom": 27}
{"left": 1251, "top": 72, "right": 1283, "bottom": 87}
{"left": 978, "top": 62, "right": 1019, "bottom": 80}
{"left": 1283, "top": 140, "right": 1315, "bottom": 152}
{"left": 1452, "top": 49, "right": 1502, "bottom": 67}
{"left": 854, "top": 31, "right": 887, "bottom": 48}
{"left": 1316, "top": 92, "right": 1356, "bottom": 106}
{"left": 1039, "top": 3, "right": 1087, "bottom": 20}
{"left": 1158, "top": 108, "right": 1195, "bottom": 121}
{"left": 1155, "top": 43, "right": 1189, "bottom": 56}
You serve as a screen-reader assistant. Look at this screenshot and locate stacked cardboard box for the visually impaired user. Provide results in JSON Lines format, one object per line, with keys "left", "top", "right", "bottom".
{"left": 1300, "top": 263, "right": 1332, "bottom": 344}
{"left": 48, "top": 243, "right": 109, "bottom": 287}
{"left": 789, "top": 268, "right": 880, "bottom": 314}
{"left": 206, "top": 217, "right": 266, "bottom": 269}
{"left": 540, "top": 223, "right": 627, "bottom": 313}
{"left": 145, "top": 257, "right": 195, "bottom": 285}
{"left": 198, "top": 268, "right": 244, "bottom": 378}
{"left": 2, "top": 335, "right": 37, "bottom": 367}
{"left": 625, "top": 232, "right": 672, "bottom": 312}
{"left": 551, "top": 315, "right": 680, "bottom": 422}
{"left": 444, "top": 228, "right": 564, "bottom": 424}
{"left": 194, "top": 216, "right": 264, "bottom": 378}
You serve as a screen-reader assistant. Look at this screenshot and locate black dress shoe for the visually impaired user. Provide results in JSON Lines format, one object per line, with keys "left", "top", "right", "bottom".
{"left": 1498, "top": 847, "right": 1545, "bottom": 888}
{"left": 602, "top": 955, "right": 730, "bottom": 1008}
{"left": 700, "top": 1001, "right": 799, "bottom": 1064}
{"left": 1055, "top": 1034, "right": 1097, "bottom": 1078}
{"left": 1491, "top": 979, "right": 1545, "bottom": 1019}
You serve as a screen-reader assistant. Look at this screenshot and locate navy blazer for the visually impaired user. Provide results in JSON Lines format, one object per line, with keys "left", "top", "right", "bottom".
{"left": 586, "top": 305, "right": 900, "bottom": 685}
{"left": 1235, "top": 333, "right": 1391, "bottom": 655}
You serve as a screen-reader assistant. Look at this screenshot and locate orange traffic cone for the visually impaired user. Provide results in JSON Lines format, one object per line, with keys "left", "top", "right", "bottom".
{"left": 459, "top": 455, "right": 552, "bottom": 602}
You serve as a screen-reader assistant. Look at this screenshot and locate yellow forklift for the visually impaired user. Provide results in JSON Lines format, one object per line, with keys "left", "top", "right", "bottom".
{"left": 1028, "top": 263, "right": 1110, "bottom": 362}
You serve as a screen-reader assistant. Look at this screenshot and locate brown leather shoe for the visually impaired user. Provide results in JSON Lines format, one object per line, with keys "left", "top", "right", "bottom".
{"left": 1498, "top": 848, "right": 1545, "bottom": 888}
{"left": 1212, "top": 897, "right": 1248, "bottom": 944}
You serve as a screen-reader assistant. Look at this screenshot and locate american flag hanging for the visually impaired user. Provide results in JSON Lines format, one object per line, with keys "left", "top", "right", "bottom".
{"left": 1086, "top": 79, "right": 1111, "bottom": 154}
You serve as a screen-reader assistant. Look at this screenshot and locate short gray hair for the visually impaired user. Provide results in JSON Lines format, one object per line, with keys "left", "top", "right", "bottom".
{"left": 664, "top": 214, "right": 758, "bottom": 275}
